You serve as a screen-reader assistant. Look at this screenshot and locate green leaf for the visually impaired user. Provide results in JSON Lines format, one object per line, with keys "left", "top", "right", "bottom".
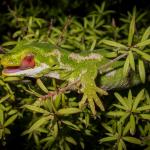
{"left": 136, "top": 105, "right": 150, "bottom": 111}
{"left": 4, "top": 77, "right": 21, "bottom": 82}
{"left": 128, "top": 12, "right": 135, "bottom": 46}
{"left": 40, "top": 136, "right": 55, "bottom": 149}
{"left": 36, "top": 79, "right": 48, "bottom": 93}
{"left": 54, "top": 94, "right": 61, "bottom": 109}
{"left": 24, "top": 87, "right": 42, "bottom": 97}
{"left": 28, "top": 116, "right": 49, "bottom": 132}
{"left": 24, "top": 105, "right": 49, "bottom": 114}
{"left": 129, "top": 114, "right": 135, "bottom": 135}
{"left": 4, "top": 114, "right": 18, "bottom": 127}
{"left": 2, "top": 41, "right": 18, "bottom": 46}
{"left": 141, "top": 26, "right": 150, "bottom": 42}
{"left": 33, "top": 133, "right": 40, "bottom": 146}
{"left": 8, "top": 109, "right": 18, "bottom": 115}
{"left": 62, "top": 120, "right": 80, "bottom": 131}
{"left": 90, "top": 39, "right": 97, "bottom": 51}
{"left": 120, "top": 139, "right": 127, "bottom": 150}
{"left": 123, "top": 55, "right": 130, "bottom": 78}
{"left": 0, "top": 109, "right": 4, "bottom": 125}
{"left": 0, "top": 94, "right": 10, "bottom": 104}
{"left": 99, "top": 136, "right": 117, "bottom": 143}
{"left": 118, "top": 113, "right": 129, "bottom": 125}
{"left": 123, "top": 122, "right": 131, "bottom": 136}
{"left": 53, "top": 123, "right": 58, "bottom": 138}
{"left": 13, "top": 30, "right": 22, "bottom": 38}
{"left": 138, "top": 59, "right": 145, "bottom": 83}
{"left": 118, "top": 141, "right": 123, "bottom": 150}
{"left": 57, "top": 108, "right": 81, "bottom": 116}
{"left": 40, "top": 136, "right": 55, "bottom": 143}
{"left": 113, "top": 104, "right": 127, "bottom": 110}
{"left": 129, "top": 51, "right": 135, "bottom": 71}
{"left": 127, "top": 90, "right": 133, "bottom": 109}
{"left": 131, "top": 48, "right": 150, "bottom": 61}
{"left": 104, "top": 52, "right": 118, "bottom": 58}
{"left": 101, "top": 123, "right": 113, "bottom": 133}
{"left": 132, "top": 89, "right": 145, "bottom": 111}
{"left": 136, "top": 39, "right": 150, "bottom": 47}
{"left": 65, "top": 136, "right": 77, "bottom": 145}
{"left": 102, "top": 39, "right": 127, "bottom": 49}
{"left": 107, "top": 111, "right": 127, "bottom": 117}
{"left": 114, "top": 92, "right": 129, "bottom": 109}
{"left": 64, "top": 142, "right": 71, "bottom": 150}
{"left": 4, "top": 128, "right": 11, "bottom": 135}
{"left": 140, "top": 114, "right": 150, "bottom": 120}
{"left": 123, "top": 136, "right": 141, "bottom": 145}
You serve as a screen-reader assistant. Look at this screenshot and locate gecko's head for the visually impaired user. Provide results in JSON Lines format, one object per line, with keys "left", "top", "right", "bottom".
{"left": 1, "top": 41, "right": 58, "bottom": 76}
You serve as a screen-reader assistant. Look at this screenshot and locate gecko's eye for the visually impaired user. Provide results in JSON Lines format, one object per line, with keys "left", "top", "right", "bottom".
{"left": 20, "top": 54, "right": 35, "bottom": 69}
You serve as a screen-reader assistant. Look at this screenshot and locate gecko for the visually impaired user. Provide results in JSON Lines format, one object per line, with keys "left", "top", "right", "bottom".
{"left": 0, "top": 40, "right": 144, "bottom": 115}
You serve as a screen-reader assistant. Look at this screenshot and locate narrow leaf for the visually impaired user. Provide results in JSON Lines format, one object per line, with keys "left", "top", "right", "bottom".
{"left": 118, "top": 141, "right": 123, "bottom": 150}
{"left": 127, "top": 90, "right": 133, "bottom": 109}
{"left": 120, "top": 139, "right": 127, "bottom": 150}
{"left": 28, "top": 116, "right": 49, "bottom": 132}
{"left": 136, "top": 39, "right": 150, "bottom": 47}
{"left": 129, "top": 51, "right": 135, "bottom": 71}
{"left": 128, "top": 13, "right": 135, "bottom": 46}
{"left": 107, "top": 111, "right": 127, "bottom": 117}
{"left": 4, "top": 114, "right": 18, "bottom": 127}
{"left": 101, "top": 123, "right": 113, "bottom": 133}
{"left": 102, "top": 40, "right": 127, "bottom": 49}
{"left": 99, "top": 136, "right": 117, "bottom": 143}
{"left": 132, "top": 89, "right": 145, "bottom": 111}
{"left": 123, "top": 136, "right": 141, "bottom": 145}
{"left": 2, "top": 41, "right": 17, "bottom": 46}
{"left": 118, "top": 113, "right": 129, "bottom": 125}
{"left": 123, "top": 55, "right": 130, "bottom": 78}
{"left": 136, "top": 105, "right": 150, "bottom": 111}
{"left": 129, "top": 114, "right": 135, "bottom": 135}
{"left": 131, "top": 48, "right": 150, "bottom": 61}
{"left": 113, "top": 104, "right": 127, "bottom": 110}
{"left": 123, "top": 122, "right": 131, "bottom": 136}
{"left": 0, "top": 109, "right": 4, "bottom": 125}
{"left": 138, "top": 59, "right": 145, "bottom": 83}
{"left": 53, "top": 123, "right": 58, "bottom": 138}
{"left": 65, "top": 136, "right": 77, "bottom": 145}
{"left": 114, "top": 92, "right": 129, "bottom": 109}
{"left": 57, "top": 108, "right": 81, "bottom": 116}
{"left": 36, "top": 79, "right": 48, "bottom": 93}
{"left": 140, "top": 114, "right": 150, "bottom": 120}
{"left": 141, "top": 26, "right": 150, "bottom": 42}
{"left": 62, "top": 120, "right": 80, "bottom": 131}
{"left": 24, "top": 105, "right": 49, "bottom": 114}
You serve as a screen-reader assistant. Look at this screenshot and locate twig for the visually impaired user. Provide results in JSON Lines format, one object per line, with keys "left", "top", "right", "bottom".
{"left": 40, "top": 79, "right": 80, "bottom": 100}
{"left": 99, "top": 53, "right": 128, "bottom": 73}
{"left": 47, "top": 18, "right": 54, "bottom": 37}
{"left": 56, "top": 15, "right": 72, "bottom": 46}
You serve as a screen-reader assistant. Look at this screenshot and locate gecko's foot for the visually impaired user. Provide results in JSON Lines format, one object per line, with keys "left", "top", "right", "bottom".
{"left": 79, "top": 81, "right": 108, "bottom": 115}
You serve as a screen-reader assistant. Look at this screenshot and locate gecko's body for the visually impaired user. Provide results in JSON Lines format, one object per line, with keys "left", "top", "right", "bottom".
{"left": 1, "top": 41, "right": 142, "bottom": 114}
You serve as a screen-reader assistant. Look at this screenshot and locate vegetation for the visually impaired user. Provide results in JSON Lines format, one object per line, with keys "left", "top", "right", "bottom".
{"left": 0, "top": 0, "right": 150, "bottom": 149}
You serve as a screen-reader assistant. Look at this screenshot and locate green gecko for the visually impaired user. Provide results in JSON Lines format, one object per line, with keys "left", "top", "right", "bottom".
{"left": 1, "top": 41, "right": 143, "bottom": 115}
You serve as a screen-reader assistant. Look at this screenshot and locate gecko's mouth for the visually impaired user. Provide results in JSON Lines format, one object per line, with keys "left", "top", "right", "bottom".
{"left": 2, "top": 54, "right": 35, "bottom": 75}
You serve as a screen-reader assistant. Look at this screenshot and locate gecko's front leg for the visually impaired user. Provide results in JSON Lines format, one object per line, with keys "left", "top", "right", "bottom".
{"left": 79, "top": 74, "right": 108, "bottom": 115}
{"left": 71, "top": 64, "right": 108, "bottom": 115}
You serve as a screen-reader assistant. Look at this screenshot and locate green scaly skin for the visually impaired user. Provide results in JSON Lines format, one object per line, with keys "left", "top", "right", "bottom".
{"left": 0, "top": 41, "right": 142, "bottom": 115}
